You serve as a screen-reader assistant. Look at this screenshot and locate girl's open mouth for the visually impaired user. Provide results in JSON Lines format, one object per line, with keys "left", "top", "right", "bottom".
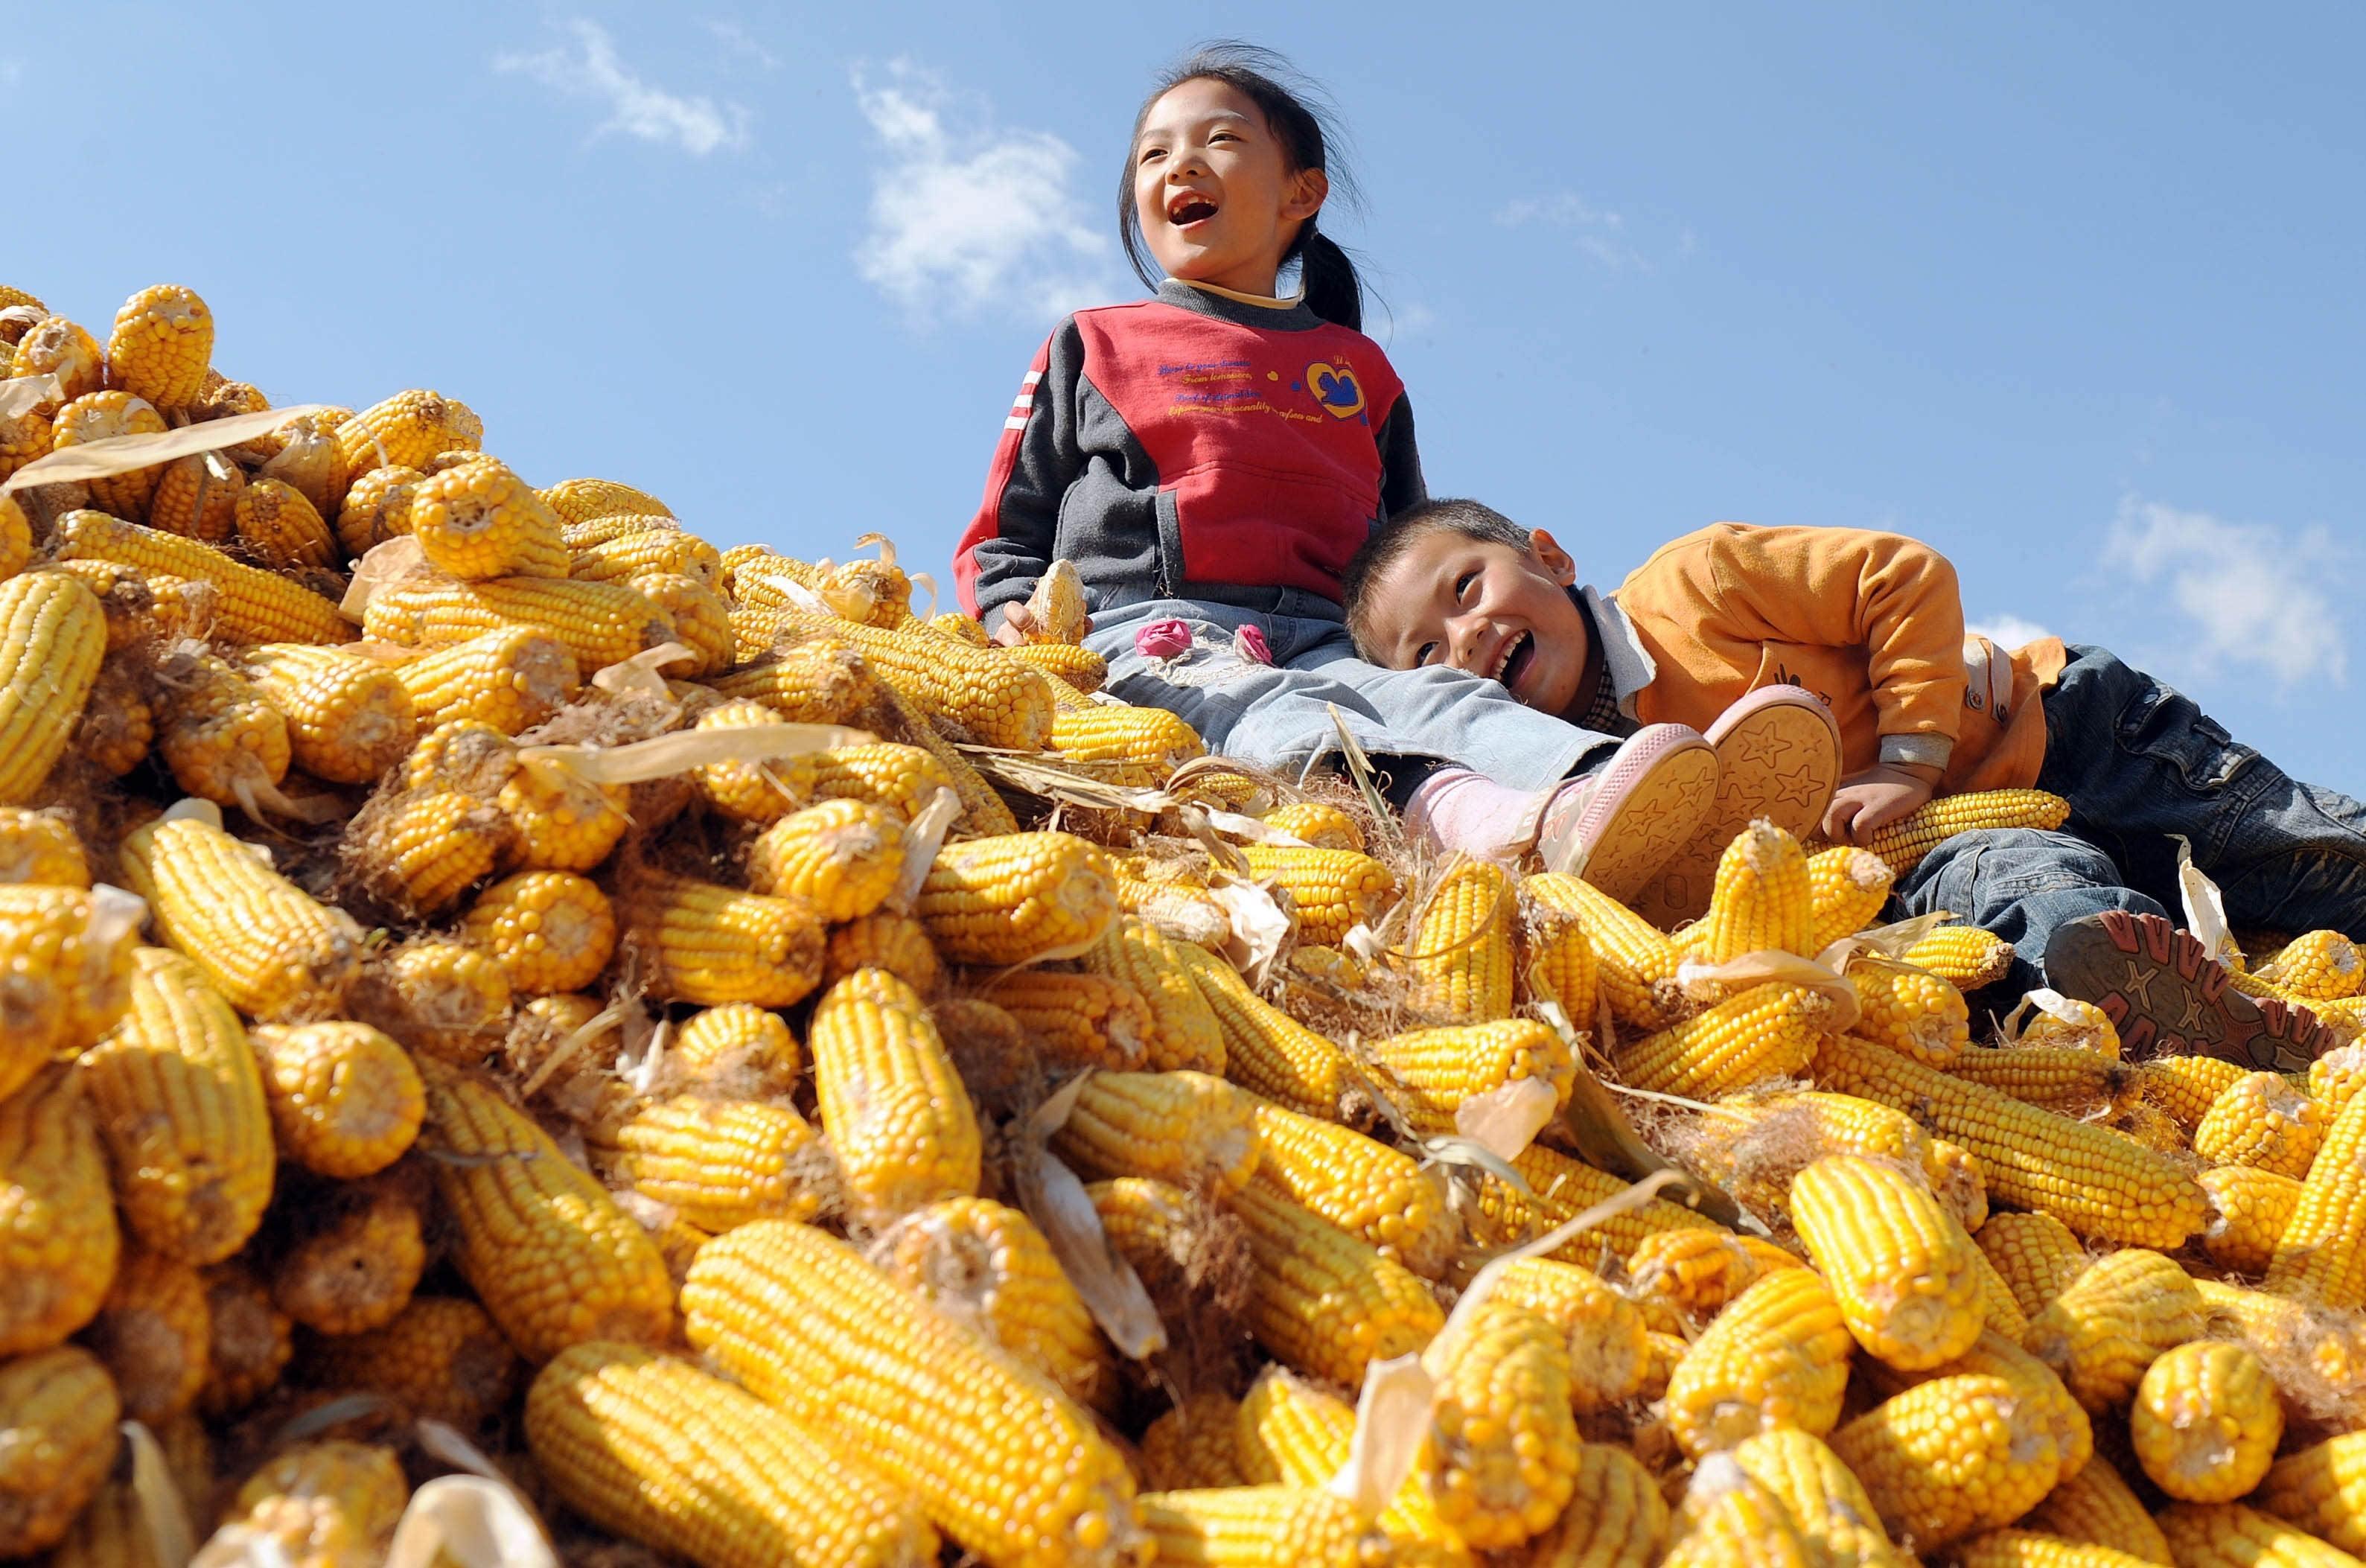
{"left": 1493, "top": 631, "right": 1535, "bottom": 689}
{"left": 1167, "top": 194, "right": 1218, "bottom": 228}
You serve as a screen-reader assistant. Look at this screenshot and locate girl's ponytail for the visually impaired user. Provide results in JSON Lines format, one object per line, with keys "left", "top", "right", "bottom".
{"left": 1292, "top": 224, "right": 1363, "bottom": 332}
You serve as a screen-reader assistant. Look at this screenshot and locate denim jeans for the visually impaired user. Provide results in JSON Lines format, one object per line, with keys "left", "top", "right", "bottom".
{"left": 1893, "top": 645, "right": 2366, "bottom": 999}
{"left": 1083, "top": 590, "right": 1618, "bottom": 793}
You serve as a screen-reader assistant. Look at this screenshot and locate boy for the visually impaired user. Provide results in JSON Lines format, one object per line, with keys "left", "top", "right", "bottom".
{"left": 1341, "top": 499, "right": 2366, "bottom": 1071}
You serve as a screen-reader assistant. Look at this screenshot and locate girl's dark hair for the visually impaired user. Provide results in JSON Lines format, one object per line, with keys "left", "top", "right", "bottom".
{"left": 1120, "top": 42, "right": 1367, "bottom": 331}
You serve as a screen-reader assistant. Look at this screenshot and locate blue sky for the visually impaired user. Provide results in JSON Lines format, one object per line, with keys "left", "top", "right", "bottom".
{"left": 16, "top": 2, "right": 2363, "bottom": 784}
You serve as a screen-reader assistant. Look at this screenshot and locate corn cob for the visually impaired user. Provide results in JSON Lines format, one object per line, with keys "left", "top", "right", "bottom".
{"left": 975, "top": 969, "right": 1154, "bottom": 1070}
{"left": 1688, "top": 819, "right": 1814, "bottom": 961}
{"left": 49, "top": 557, "right": 157, "bottom": 648}
{"left": 774, "top": 608, "right": 1059, "bottom": 749}
{"left": 334, "top": 462, "right": 424, "bottom": 555}
{"left": 0, "top": 1345, "right": 120, "bottom": 1558}
{"left": 1489, "top": 1256, "right": 1650, "bottom": 1410}
{"left": 1402, "top": 858, "right": 1517, "bottom": 1023}
{"left": 1625, "top": 1229, "right": 1808, "bottom": 1333}
{"left": 1082, "top": 914, "right": 1228, "bottom": 1074}
{"left": 1806, "top": 846, "right": 1896, "bottom": 951}
{"left": 617, "top": 867, "right": 826, "bottom": 1007}
{"left": 271, "top": 1176, "right": 427, "bottom": 1335}
{"left": 1474, "top": 1141, "right": 1726, "bottom": 1263}
{"left": 528, "top": 1339, "right": 937, "bottom": 1568}
{"left": 1418, "top": 1295, "right": 1581, "bottom": 1549}
{"left": 1518, "top": 885, "right": 1601, "bottom": 1032}
{"left": 541, "top": 477, "right": 672, "bottom": 523}
{"left": 1729, "top": 1427, "right": 1910, "bottom": 1568}
{"left": 2257, "top": 1434, "right": 2366, "bottom": 1561}
{"left": 1618, "top": 982, "right": 1830, "bottom": 1099}
{"left": 191, "top": 1440, "right": 406, "bottom": 1567}
{"left": 814, "top": 919, "right": 935, "bottom": 1006}
{"left": 51, "top": 389, "right": 169, "bottom": 515}
{"left": 1847, "top": 957, "right": 1972, "bottom": 1066}
{"left": 293, "top": 1295, "right": 521, "bottom": 1428}
{"left": 1369, "top": 1016, "right": 1575, "bottom": 1135}
{"left": 420, "top": 1062, "right": 673, "bottom": 1360}
{"left": 683, "top": 1218, "right": 1145, "bottom": 1568}
{"left": 687, "top": 697, "right": 820, "bottom": 822}
{"left": 2197, "top": 1069, "right": 2328, "bottom": 1177}
{"left": 1174, "top": 938, "right": 1359, "bottom": 1118}
{"left": 350, "top": 785, "right": 510, "bottom": 916}
{"left": 2143, "top": 1053, "right": 2251, "bottom": 1128}
{"left": 1974, "top": 1209, "right": 2088, "bottom": 1322}
{"left": 671, "top": 1001, "right": 801, "bottom": 1097}
{"left": 232, "top": 474, "right": 337, "bottom": 569}
{"left": 2257, "top": 931, "right": 2366, "bottom": 1000}
{"left": 2198, "top": 1163, "right": 2304, "bottom": 1275}
{"left": 810, "top": 967, "right": 980, "bottom": 1225}
{"left": 1902, "top": 924, "right": 2018, "bottom": 989}
{"left": 928, "top": 608, "right": 994, "bottom": 646}
{"left": 0, "top": 570, "right": 106, "bottom": 804}
{"left": 462, "top": 869, "right": 616, "bottom": 995}
{"left": 345, "top": 937, "right": 511, "bottom": 1065}
{"left": 387, "top": 624, "right": 577, "bottom": 737}
{"left": 245, "top": 1021, "right": 422, "bottom": 1179}
{"left": 796, "top": 742, "right": 954, "bottom": 825}
{"left": 2024, "top": 1459, "right": 2175, "bottom": 1564}
{"left": 257, "top": 405, "right": 355, "bottom": 517}
{"left": 1524, "top": 1442, "right": 1669, "bottom": 1568}
{"left": 0, "top": 1068, "right": 118, "bottom": 1358}
{"left": 1259, "top": 800, "right": 1365, "bottom": 852}
{"left": 153, "top": 646, "right": 294, "bottom": 807}
{"left": 1683, "top": 1089, "right": 1933, "bottom": 1222}
{"left": 2313, "top": 1044, "right": 2366, "bottom": 1115}
{"left": 10, "top": 314, "right": 103, "bottom": 407}
{"left": 1811, "top": 1032, "right": 2207, "bottom": 1246}
{"left": 1858, "top": 789, "right": 2072, "bottom": 872}
{"left": 77, "top": 658, "right": 153, "bottom": 776}
{"left": 121, "top": 814, "right": 363, "bottom": 1019}
{"left": 1229, "top": 1366, "right": 1453, "bottom": 1549}
{"left": 1828, "top": 1370, "right": 2070, "bottom": 1550}
{"left": 2024, "top": 1247, "right": 2204, "bottom": 1411}
{"left": 1662, "top": 1453, "right": 1822, "bottom": 1568}
{"left": 569, "top": 527, "right": 724, "bottom": 590}
{"left": 0, "top": 883, "right": 141, "bottom": 1098}
{"left": 2130, "top": 1338, "right": 2283, "bottom": 1503}
{"left": 0, "top": 807, "right": 84, "bottom": 887}
{"left": 2190, "top": 1275, "right": 2366, "bottom": 1396}
{"left": 1049, "top": 1069, "right": 1261, "bottom": 1196}
{"left": 709, "top": 635, "right": 879, "bottom": 726}
{"left": 1953, "top": 1531, "right": 2163, "bottom": 1568}
{"left": 2012, "top": 991, "right": 2123, "bottom": 1057}
{"left": 366, "top": 573, "right": 673, "bottom": 672}
{"left": 627, "top": 570, "right": 731, "bottom": 675}
{"left": 52, "top": 510, "right": 356, "bottom": 643}
{"left": 81, "top": 946, "right": 276, "bottom": 1266}
{"left": 2267, "top": 1091, "right": 2366, "bottom": 1308}
{"left": 334, "top": 388, "right": 482, "bottom": 477}
{"left": 919, "top": 831, "right": 1117, "bottom": 963}
{"left": 2155, "top": 1503, "right": 2365, "bottom": 1568}
{"left": 609, "top": 1091, "right": 824, "bottom": 1230}
{"left": 882, "top": 1194, "right": 1115, "bottom": 1411}
{"left": 147, "top": 450, "right": 244, "bottom": 541}
{"left": 1663, "top": 1266, "right": 1855, "bottom": 1456}
{"left": 1141, "top": 1486, "right": 1396, "bottom": 1567}
{"left": 83, "top": 1243, "right": 208, "bottom": 1430}
{"left": 0, "top": 400, "right": 45, "bottom": 482}
{"left": 197, "top": 1261, "right": 292, "bottom": 1413}
{"left": 1242, "top": 1091, "right": 1450, "bottom": 1273}
{"left": 103, "top": 285, "right": 213, "bottom": 409}
{"left": 1637, "top": 1329, "right": 1687, "bottom": 1400}
{"left": 401, "top": 462, "right": 564, "bottom": 581}
{"left": 243, "top": 642, "right": 415, "bottom": 783}
{"left": 1788, "top": 1153, "right": 1985, "bottom": 1369}
{"left": 497, "top": 754, "right": 634, "bottom": 873}
{"left": 1947, "top": 1044, "right": 2143, "bottom": 1114}
{"left": 1141, "top": 1394, "right": 1246, "bottom": 1491}
{"left": 1239, "top": 844, "right": 1394, "bottom": 946}
{"left": 746, "top": 798, "right": 906, "bottom": 920}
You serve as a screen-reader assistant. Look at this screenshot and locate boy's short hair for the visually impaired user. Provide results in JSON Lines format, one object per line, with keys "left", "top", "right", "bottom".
{"left": 1342, "top": 497, "right": 1533, "bottom": 658}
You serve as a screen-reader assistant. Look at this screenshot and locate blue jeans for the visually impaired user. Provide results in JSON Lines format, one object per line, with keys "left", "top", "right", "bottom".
{"left": 1084, "top": 590, "right": 1616, "bottom": 793}
{"left": 1893, "top": 645, "right": 2366, "bottom": 999}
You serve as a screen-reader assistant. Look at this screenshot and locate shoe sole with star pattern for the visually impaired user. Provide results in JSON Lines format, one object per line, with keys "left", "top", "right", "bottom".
{"left": 1629, "top": 685, "right": 1842, "bottom": 931}
{"left": 1539, "top": 724, "right": 1718, "bottom": 902}
{"left": 2046, "top": 908, "right": 2337, "bottom": 1072}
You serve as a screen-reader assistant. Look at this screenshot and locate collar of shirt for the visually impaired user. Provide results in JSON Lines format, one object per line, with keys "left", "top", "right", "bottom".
{"left": 1580, "top": 585, "right": 1657, "bottom": 721}
{"left": 1158, "top": 276, "right": 1324, "bottom": 331}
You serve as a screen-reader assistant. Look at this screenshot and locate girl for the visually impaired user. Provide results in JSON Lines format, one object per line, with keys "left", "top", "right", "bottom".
{"left": 954, "top": 45, "right": 1828, "bottom": 899}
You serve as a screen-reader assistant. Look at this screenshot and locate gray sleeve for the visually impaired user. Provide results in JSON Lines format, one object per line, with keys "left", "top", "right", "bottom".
{"left": 1375, "top": 392, "right": 1426, "bottom": 520}
{"left": 968, "top": 319, "right": 1088, "bottom": 631}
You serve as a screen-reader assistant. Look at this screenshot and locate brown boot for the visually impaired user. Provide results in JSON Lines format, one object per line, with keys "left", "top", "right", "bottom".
{"left": 2046, "top": 909, "right": 2336, "bottom": 1071}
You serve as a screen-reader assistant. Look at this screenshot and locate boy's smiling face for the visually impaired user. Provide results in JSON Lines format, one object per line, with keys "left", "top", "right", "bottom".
{"left": 1133, "top": 78, "right": 1327, "bottom": 296}
{"left": 1359, "top": 526, "right": 1596, "bottom": 717}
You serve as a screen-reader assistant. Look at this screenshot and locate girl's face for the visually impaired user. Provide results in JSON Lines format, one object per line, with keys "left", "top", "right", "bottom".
{"left": 1132, "top": 77, "right": 1327, "bottom": 297}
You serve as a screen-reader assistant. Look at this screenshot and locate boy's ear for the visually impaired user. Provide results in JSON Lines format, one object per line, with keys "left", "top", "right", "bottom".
{"left": 1284, "top": 167, "right": 1329, "bottom": 223}
{"left": 1529, "top": 527, "right": 1580, "bottom": 587}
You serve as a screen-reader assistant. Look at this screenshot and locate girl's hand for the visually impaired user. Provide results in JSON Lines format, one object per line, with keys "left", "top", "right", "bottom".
{"left": 990, "top": 603, "right": 1040, "bottom": 647}
{"left": 1821, "top": 765, "right": 1939, "bottom": 846}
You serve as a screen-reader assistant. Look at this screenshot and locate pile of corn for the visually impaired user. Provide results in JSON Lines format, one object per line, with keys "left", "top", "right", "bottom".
{"left": 7, "top": 281, "right": 2366, "bottom": 1568}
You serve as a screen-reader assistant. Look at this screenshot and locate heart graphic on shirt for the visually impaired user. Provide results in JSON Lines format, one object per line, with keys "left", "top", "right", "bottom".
{"left": 1305, "top": 360, "right": 1366, "bottom": 419}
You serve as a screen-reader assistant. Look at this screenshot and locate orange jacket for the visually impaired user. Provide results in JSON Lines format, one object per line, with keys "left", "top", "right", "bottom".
{"left": 1611, "top": 523, "right": 2067, "bottom": 792}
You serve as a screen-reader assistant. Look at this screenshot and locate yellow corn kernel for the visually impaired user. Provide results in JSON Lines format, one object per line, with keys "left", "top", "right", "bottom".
{"left": 1902, "top": 925, "right": 2018, "bottom": 990}
{"left": 232, "top": 475, "right": 337, "bottom": 570}
{"left": 462, "top": 870, "right": 616, "bottom": 995}
{"left": 670, "top": 1001, "right": 801, "bottom": 1097}
{"left": 1490, "top": 1256, "right": 1651, "bottom": 1411}
{"left": 1524, "top": 1443, "right": 1668, "bottom": 1568}
{"left": 2156, "top": 1502, "right": 2365, "bottom": 1568}
{"left": 1684, "top": 1089, "right": 1932, "bottom": 1223}
{"left": 405, "top": 458, "right": 567, "bottom": 579}
{"left": 1141, "top": 1394, "right": 1246, "bottom": 1491}
{"left": 1473, "top": 1141, "right": 1726, "bottom": 1264}
{"left": 628, "top": 569, "right": 732, "bottom": 675}
{"left": 1618, "top": 982, "right": 1831, "bottom": 1100}
{"left": 1848, "top": 957, "right": 1972, "bottom": 1066}
{"left": 0, "top": 1345, "right": 121, "bottom": 1558}
{"left": 1417, "top": 1295, "right": 1578, "bottom": 1549}
{"left": 1859, "top": 788, "right": 2072, "bottom": 873}
{"left": 1141, "top": 1485, "right": 1394, "bottom": 1567}
{"left": 2312, "top": 1043, "right": 2366, "bottom": 1116}
{"left": 147, "top": 450, "right": 243, "bottom": 542}
{"left": 1974, "top": 1208, "right": 2088, "bottom": 1322}
{"left": 617, "top": 867, "right": 825, "bottom": 1008}
{"left": 1050, "top": 1068, "right": 1261, "bottom": 1195}
{"left": 687, "top": 697, "right": 820, "bottom": 823}
{"left": 2131, "top": 1338, "right": 2283, "bottom": 1503}
{"left": 243, "top": 642, "right": 415, "bottom": 784}
{"left": 52, "top": 510, "right": 354, "bottom": 644}
{"left": 1243, "top": 1091, "right": 1450, "bottom": 1275}
{"left": 773, "top": 607, "right": 1059, "bottom": 750}
{"left": 746, "top": 798, "right": 906, "bottom": 921}
{"left": 121, "top": 813, "right": 363, "bottom": 1021}
{"left": 0, "top": 806, "right": 86, "bottom": 887}
{"left": 346, "top": 937, "right": 513, "bottom": 1065}
{"left": 1806, "top": 846, "right": 1898, "bottom": 951}
{"left": 106, "top": 285, "right": 213, "bottom": 409}
{"left": 153, "top": 646, "right": 293, "bottom": 809}
{"left": 1226, "top": 1183, "right": 1447, "bottom": 1386}
{"left": 1258, "top": 800, "right": 1364, "bottom": 851}
{"left": 2142, "top": 1053, "right": 2251, "bottom": 1129}
{"left": 1789, "top": 1153, "right": 1984, "bottom": 1369}
{"left": 1368, "top": 1016, "right": 1575, "bottom": 1136}
{"left": 811, "top": 968, "right": 980, "bottom": 1226}
{"left": 1664, "top": 1266, "right": 1855, "bottom": 1456}
{"left": 1240, "top": 844, "right": 1394, "bottom": 946}
{"left": 1691, "top": 818, "right": 1814, "bottom": 961}
{"left": 2024, "top": 1247, "right": 2205, "bottom": 1412}
{"left": 392, "top": 624, "right": 580, "bottom": 735}
{"left": 571, "top": 525, "right": 726, "bottom": 593}
{"left": 1662, "top": 1453, "right": 1822, "bottom": 1568}
{"left": 365, "top": 574, "right": 672, "bottom": 673}
{"left": 1625, "top": 1228, "right": 1808, "bottom": 1333}
{"left": 2267, "top": 1092, "right": 2366, "bottom": 1310}
{"left": 1229, "top": 1366, "right": 1452, "bottom": 1550}
{"left": 918, "top": 831, "right": 1118, "bottom": 964}
{"left": 419, "top": 1062, "right": 674, "bottom": 1361}
{"left": 349, "top": 787, "right": 510, "bottom": 918}
{"left": 1403, "top": 858, "right": 1517, "bottom": 1024}
{"left": 292, "top": 1295, "right": 520, "bottom": 1429}
{"left": 194, "top": 1440, "right": 408, "bottom": 1565}
{"left": 881, "top": 1194, "right": 1115, "bottom": 1412}
{"left": 2022, "top": 1459, "right": 2174, "bottom": 1565}
{"left": 610, "top": 1093, "right": 826, "bottom": 1231}
{"left": 1811, "top": 1032, "right": 2208, "bottom": 1247}
{"left": 0, "top": 570, "right": 106, "bottom": 806}
{"left": 541, "top": 477, "right": 672, "bottom": 523}
{"left": 51, "top": 389, "right": 168, "bottom": 516}
{"left": 77, "top": 658, "right": 152, "bottom": 777}
{"left": 334, "top": 462, "right": 425, "bottom": 556}
{"left": 0, "top": 882, "right": 141, "bottom": 1100}
{"left": 497, "top": 753, "right": 631, "bottom": 872}
{"left": 0, "top": 1068, "right": 118, "bottom": 1358}
{"left": 1730, "top": 1427, "right": 1910, "bottom": 1568}
{"left": 1828, "top": 1371, "right": 2070, "bottom": 1551}
{"left": 246, "top": 1020, "right": 424, "bottom": 1179}
{"left": 2200, "top": 1164, "right": 2305, "bottom": 1275}
{"left": 197, "top": 1261, "right": 293, "bottom": 1414}
{"left": 1947, "top": 1044, "right": 2143, "bottom": 1115}
{"left": 2197, "top": 1070, "right": 2329, "bottom": 1178}
{"left": 820, "top": 911, "right": 942, "bottom": 1000}
{"left": 974, "top": 969, "right": 1155, "bottom": 1071}
{"left": 335, "top": 389, "right": 482, "bottom": 477}
{"left": 270, "top": 1176, "right": 427, "bottom": 1336}
{"left": 2014, "top": 991, "right": 2124, "bottom": 1057}
{"left": 682, "top": 1218, "right": 1144, "bottom": 1568}
{"left": 2259, "top": 931, "right": 2366, "bottom": 1001}
{"left": 1082, "top": 914, "right": 1228, "bottom": 1075}
{"left": 707, "top": 636, "right": 879, "bottom": 727}
{"left": 84, "top": 1243, "right": 207, "bottom": 1427}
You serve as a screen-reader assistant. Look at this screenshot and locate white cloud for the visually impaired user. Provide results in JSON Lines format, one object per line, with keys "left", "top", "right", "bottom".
{"left": 852, "top": 60, "right": 1118, "bottom": 325}
{"left": 704, "top": 19, "right": 779, "bottom": 71}
{"left": 1966, "top": 614, "right": 2054, "bottom": 649}
{"left": 497, "top": 19, "right": 751, "bottom": 156}
{"left": 2105, "top": 497, "right": 2350, "bottom": 687}
{"left": 1497, "top": 190, "right": 1651, "bottom": 269}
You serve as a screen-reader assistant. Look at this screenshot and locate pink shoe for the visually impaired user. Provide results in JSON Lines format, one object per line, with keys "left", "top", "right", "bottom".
{"left": 1536, "top": 725, "right": 1719, "bottom": 901}
{"left": 1630, "top": 685, "right": 1841, "bottom": 928}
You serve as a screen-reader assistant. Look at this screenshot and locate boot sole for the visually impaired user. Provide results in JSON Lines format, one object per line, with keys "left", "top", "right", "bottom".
{"left": 2045, "top": 908, "right": 2335, "bottom": 1071}
{"left": 1630, "top": 689, "right": 1841, "bottom": 929}
{"left": 1560, "top": 733, "right": 1719, "bottom": 903}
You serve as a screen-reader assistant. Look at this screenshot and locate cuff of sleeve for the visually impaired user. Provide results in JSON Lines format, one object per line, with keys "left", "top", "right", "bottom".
{"left": 1880, "top": 733, "right": 1954, "bottom": 770}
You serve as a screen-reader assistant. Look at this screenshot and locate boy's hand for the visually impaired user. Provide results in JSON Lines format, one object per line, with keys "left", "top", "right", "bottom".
{"left": 1823, "top": 764, "right": 1940, "bottom": 846}
{"left": 989, "top": 603, "right": 1040, "bottom": 647}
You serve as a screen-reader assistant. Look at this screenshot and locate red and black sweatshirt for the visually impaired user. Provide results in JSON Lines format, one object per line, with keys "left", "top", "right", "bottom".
{"left": 955, "top": 278, "right": 1425, "bottom": 628}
